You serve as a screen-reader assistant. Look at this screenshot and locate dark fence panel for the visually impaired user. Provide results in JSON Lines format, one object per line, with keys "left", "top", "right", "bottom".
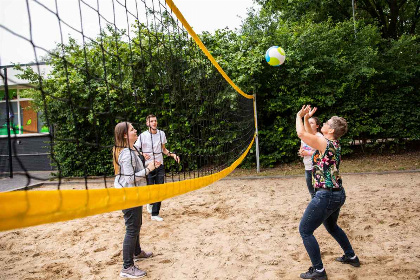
{"left": 0, "top": 135, "right": 53, "bottom": 175}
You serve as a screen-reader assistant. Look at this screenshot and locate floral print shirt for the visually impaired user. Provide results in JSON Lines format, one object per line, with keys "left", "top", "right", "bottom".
{"left": 312, "top": 139, "right": 343, "bottom": 189}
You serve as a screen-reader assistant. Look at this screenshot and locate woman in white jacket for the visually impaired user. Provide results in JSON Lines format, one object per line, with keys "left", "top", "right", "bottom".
{"left": 112, "top": 121, "right": 161, "bottom": 278}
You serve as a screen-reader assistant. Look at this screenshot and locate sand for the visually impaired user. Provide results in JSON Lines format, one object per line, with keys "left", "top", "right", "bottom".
{"left": 1, "top": 172, "right": 419, "bottom": 280}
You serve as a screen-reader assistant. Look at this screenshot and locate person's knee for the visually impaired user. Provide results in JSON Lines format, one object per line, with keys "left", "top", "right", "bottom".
{"left": 125, "top": 228, "right": 138, "bottom": 237}
{"left": 126, "top": 224, "right": 141, "bottom": 236}
{"left": 299, "top": 222, "right": 311, "bottom": 238}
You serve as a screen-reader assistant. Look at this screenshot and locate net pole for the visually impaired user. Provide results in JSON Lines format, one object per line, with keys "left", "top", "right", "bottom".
{"left": 253, "top": 94, "right": 260, "bottom": 173}
{"left": 3, "top": 67, "right": 13, "bottom": 178}
{"left": 352, "top": 0, "right": 357, "bottom": 38}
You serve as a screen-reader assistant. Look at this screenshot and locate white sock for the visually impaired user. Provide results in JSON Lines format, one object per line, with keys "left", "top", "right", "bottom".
{"left": 350, "top": 255, "right": 357, "bottom": 260}
{"left": 316, "top": 268, "right": 325, "bottom": 272}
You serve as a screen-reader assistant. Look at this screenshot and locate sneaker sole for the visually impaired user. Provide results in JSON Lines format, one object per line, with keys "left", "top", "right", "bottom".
{"left": 134, "top": 254, "right": 153, "bottom": 261}
{"left": 337, "top": 260, "right": 360, "bottom": 267}
{"left": 120, "top": 272, "right": 147, "bottom": 278}
{"left": 300, "top": 275, "right": 327, "bottom": 280}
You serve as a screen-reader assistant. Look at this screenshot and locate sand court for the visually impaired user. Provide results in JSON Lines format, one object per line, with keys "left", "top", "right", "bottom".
{"left": 1, "top": 172, "right": 419, "bottom": 279}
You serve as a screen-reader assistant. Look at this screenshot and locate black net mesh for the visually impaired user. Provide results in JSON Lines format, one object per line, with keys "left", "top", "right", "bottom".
{"left": 0, "top": 0, "right": 255, "bottom": 190}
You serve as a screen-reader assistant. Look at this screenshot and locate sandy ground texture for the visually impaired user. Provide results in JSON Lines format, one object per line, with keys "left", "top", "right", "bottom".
{"left": 1, "top": 172, "right": 419, "bottom": 280}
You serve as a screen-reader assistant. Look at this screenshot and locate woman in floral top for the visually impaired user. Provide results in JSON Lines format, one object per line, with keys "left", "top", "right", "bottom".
{"left": 295, "top": 105, "right": 360, "bottom": 280}
{"left": 312, "top": 139, "right": 342, "bottom": 190}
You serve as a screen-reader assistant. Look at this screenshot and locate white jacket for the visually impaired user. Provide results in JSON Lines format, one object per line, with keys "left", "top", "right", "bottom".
{"left": 114, "top": 148, "right": 149, "bottom": 188}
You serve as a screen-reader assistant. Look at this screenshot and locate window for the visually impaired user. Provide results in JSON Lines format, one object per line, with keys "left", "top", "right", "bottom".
{"left": 0, "top": 88, "right": 49, "bottom": 136}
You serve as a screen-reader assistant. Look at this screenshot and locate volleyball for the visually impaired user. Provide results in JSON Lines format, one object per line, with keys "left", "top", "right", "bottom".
{"left": 265, "top": 46, "right": 286, "bottom": 66}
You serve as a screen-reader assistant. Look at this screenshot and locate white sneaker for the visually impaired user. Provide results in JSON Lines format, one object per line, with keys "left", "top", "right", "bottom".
{"left": 120, "top": 265, "right": 147, "bottom": 278}
{"left": 146, "top": 204, "right": 152, "bottom": 214}
{"left": 151, "top": 215, "right": 163, "bottom": 222}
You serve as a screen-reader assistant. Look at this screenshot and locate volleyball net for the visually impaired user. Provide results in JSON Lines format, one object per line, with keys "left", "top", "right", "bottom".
{"left": 0, "top": 0, "right": 255, "bottom": 231}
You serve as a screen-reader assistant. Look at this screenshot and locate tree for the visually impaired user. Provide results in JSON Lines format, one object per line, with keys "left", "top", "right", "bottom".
{"left": 256, "top": 0, "right": 420, "bottom": 39}
{"left": 201, "top": 5, "right": 419, "bottom": 166}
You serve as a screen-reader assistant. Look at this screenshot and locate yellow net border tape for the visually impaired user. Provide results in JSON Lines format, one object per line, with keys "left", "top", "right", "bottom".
{"left": 0, "top": 136, "right": 255, "bottom": 232}
{"left": 165, "top": 0, "right": 254, "bottom": 100}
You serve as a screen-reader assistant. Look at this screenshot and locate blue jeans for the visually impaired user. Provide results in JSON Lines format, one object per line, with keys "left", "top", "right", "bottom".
{"left": 299, "top": 189, "right": 355, "bottom": 270}
{"left": 146, "top": 165, "right": 165, "bottom": 216}
{"left": 122, "top": 206, "right": 143, "bottom": 268}
{"left": 305, "top": 170, "right": 314, "bottom": 198}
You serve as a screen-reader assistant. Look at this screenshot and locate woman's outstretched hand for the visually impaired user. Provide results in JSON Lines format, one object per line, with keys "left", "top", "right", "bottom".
{"left": 297, "top": 105, "right": 311, "bottom": 118}
{"left": 308, "top": 106, "right": 317, "bottom": 118}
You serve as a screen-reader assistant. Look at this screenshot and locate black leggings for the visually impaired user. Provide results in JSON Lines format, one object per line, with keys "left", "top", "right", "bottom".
{"left": 122, "top": 206, "right": 142, "bottom": 268}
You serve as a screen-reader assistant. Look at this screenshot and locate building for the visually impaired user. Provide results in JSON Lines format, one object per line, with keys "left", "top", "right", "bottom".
{"left": 0, "top": 63, "right": 53, "bottom": 173}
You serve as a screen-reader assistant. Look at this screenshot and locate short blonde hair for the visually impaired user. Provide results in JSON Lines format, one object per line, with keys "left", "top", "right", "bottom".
{"left": 330, "top": 116, "right": 348, "bottom": 139}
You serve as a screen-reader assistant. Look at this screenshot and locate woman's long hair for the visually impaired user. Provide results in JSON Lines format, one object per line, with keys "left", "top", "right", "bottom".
{"left": 113, "top": 122, "right": 131, "bottom": 175}
{"left": 311, "top": 117, "right": 322, "bottom": 133}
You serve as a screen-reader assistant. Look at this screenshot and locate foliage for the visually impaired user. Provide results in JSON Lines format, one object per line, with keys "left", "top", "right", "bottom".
{"left": 201, "top": 9, "right": 419, "bottom": 167}
{"left": 256, "top": 0, "right": 420, "bottom": 39}
{"left": 14, "top": 1, "right": 420, "bottom": 173}
{"left": 17, "top": 23, "right": 253, "bottom": 176}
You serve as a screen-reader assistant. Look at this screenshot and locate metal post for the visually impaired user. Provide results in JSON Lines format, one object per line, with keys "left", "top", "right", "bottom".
{"left": 4, "top": 68, "right": 13, "bottom": 178}
{"left": 352, "top": 0, "right": 357, "bottom": 38}
{"left": 253, "top": 94, "right": 260, "bottom": 173}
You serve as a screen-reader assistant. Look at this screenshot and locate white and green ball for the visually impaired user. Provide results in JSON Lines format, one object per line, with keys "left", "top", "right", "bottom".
{"left": 265, "top": 46, "right": 286, "bottom": 66}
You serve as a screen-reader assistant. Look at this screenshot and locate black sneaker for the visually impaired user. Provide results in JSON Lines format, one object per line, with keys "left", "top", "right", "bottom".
{"left": 300, "top": 267, "right": 328, "bottom": 280}
{"left": 335, "top": 255, "right": 360, "bottom": 267}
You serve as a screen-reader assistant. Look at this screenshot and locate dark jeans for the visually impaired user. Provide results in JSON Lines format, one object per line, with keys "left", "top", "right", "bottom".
{"left": 147, "top": 164, "right": 165, "bottom": 216}
{"left": 122, "top": 206, "right": 142, "bottom": 268}
{"left": 299, "top": 188, "right": 355, "bottom": 270}
{"left": 305, "top": 170, "right": 314, "bottom": 198}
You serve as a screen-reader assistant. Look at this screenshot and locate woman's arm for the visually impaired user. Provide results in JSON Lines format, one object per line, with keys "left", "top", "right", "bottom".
{"left": 303, "top": 106, "right": 317, "bottom": 135}
{"left": 303, "top": 116, "right": 313, "bottom": 135}
{"left": 296, "top": 105, "right": 327, "bottom": 154}
{"left": 301, "top": 149, "right": 315, "bottom": 157}
{"left": 119, "top": 151, "right": 149, "bottom": 185}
